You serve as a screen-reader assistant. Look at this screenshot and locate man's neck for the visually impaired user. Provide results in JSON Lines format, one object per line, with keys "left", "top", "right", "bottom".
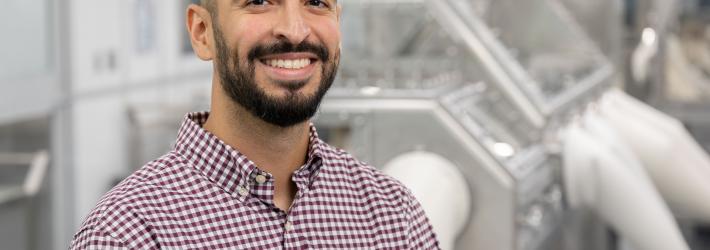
{"left": 204, "top": 106, "right": 310, "bottom": 171}
{"left": 203, "top": 84, "right": 310, "bottom": 211}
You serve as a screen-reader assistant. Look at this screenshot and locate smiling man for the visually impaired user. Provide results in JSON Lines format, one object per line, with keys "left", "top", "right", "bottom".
{"left": 70, "top": 0, "right": 439, "bottom": 249}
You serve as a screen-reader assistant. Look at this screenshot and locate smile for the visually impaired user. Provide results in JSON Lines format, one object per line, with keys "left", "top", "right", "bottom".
{"left": 264, "top": 58, "right": 312, "bottom": 69}
{"left": 258, "top": 53, "right": 320, "bottom": 82}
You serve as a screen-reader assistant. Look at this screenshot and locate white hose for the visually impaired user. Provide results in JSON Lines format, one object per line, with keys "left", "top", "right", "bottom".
{"left": 602, "top": 89, "right": 710, "bottom": 222}
{"left": 583, "top": 111, "right": 646, "bottom": 177}
{"left": 383, "top": 151, "right": 471, "bottom": 250}
{"left": 563, "top": 124, "right": 689, "bottom": 250}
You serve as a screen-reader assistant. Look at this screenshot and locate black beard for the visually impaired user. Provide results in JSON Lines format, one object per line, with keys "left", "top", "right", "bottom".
{"left": 213, "top": 25, "right": 339, "bottom": 127}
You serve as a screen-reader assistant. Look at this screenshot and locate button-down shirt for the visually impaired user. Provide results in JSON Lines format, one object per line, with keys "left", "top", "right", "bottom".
{"left": 71, "top": 112, "right": 439, "bottom": 249}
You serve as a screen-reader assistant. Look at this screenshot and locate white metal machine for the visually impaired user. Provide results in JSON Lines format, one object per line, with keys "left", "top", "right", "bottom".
{"left": 315, "top": 0, "right": 612, "bottom": 249}
{"left": 316, "top": 0, "right": 703, "bottom": 249}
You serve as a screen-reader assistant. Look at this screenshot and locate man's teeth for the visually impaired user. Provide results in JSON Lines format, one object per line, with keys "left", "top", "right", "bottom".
{"left": 265, "top": 59, "right": 311, "bottom": 69}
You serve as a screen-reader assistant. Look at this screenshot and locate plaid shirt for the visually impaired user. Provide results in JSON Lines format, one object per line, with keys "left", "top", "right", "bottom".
{"left": 71, "top": 112, "right": 439, "bottom": 249}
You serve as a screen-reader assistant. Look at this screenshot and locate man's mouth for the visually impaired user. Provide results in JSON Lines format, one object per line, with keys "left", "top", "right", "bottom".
{"left": 259, "top": 52, "right": 319, "bottom": 68}
{"left": 257, "top": 53, "right": 320, "bottom": 82}
{"left": 263, "top": 58, "right": 313, "bottom": 69}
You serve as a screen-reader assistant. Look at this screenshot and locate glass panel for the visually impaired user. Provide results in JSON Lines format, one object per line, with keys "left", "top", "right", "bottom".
{"left": 334, "top": 0, "right": 540, "bottom": 155}
{"left": 334, "top": 1, "right": 470, "bottom": 97}
{"left": 448, "top": 0, "right": 610, "bottom": 111}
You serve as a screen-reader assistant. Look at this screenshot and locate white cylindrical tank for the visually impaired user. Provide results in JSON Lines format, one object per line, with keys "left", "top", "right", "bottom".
{"left": 383, "top": 151, "right": 471, "bottom": 250}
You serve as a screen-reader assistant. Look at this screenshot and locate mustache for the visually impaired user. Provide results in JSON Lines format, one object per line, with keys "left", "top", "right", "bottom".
{"left": 247, "top": 40, "right": 330, "bottom": 63}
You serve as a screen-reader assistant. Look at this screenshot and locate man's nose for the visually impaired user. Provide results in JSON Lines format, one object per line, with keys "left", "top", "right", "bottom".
{"left": 272, "top": 4, "right": 311, "bottom": 45}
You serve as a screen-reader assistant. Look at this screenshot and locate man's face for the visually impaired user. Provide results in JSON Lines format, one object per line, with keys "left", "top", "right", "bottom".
{"left": 210, "top": 0, "right": 340, "bottom": 127}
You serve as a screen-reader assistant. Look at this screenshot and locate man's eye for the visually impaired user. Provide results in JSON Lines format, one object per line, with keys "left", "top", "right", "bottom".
{"left": 246, "top": 0, "right": 269, "bottom": 6}
{"left": 306, "top": 0, "right": 328, "bottom": 8}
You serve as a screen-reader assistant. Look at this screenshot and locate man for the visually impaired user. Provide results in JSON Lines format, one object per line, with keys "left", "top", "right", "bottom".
{"left": 71, "top": 0, "right": 439, "bottom": 249}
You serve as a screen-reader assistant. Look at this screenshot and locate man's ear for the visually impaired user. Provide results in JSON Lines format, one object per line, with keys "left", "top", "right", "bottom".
{"left": 336, "top": 4, "right": 342, "bottom": 23}
{"left": 186, "top": 4, "right": 214, "bottom": 61}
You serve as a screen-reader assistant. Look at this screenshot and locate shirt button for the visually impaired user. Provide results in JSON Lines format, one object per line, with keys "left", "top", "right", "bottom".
{"left": 237, "top": 186, "right": 248, "bottom": 196}
{"left": 255, "top": 174, "right": 267, "bottom": 184}
{"left": 284, "top": 221, "right": 293, "bottom": 231}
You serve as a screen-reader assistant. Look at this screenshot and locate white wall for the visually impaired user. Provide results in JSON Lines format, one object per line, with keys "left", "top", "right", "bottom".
{"left": 63, "top": 0, "right": 212, "bottom": 246}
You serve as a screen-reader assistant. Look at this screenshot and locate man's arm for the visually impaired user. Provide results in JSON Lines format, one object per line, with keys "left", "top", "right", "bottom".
{"left": 405, "top": 191, "right": 441, "bottom": 249}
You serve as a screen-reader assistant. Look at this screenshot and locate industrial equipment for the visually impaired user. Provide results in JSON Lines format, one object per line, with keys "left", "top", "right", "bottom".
{"left": 316, "top": 0, "right": 705, "bottom": 249}
{"left": 316, "top": 0, "right": 610, "bottom": 249}
{"left": 0, "top": 151, "right": 49, "bottom": 250}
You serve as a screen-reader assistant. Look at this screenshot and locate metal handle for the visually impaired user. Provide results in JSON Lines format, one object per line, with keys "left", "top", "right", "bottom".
{"left": 0, "top": 150, "right": 50, "bottom": 204}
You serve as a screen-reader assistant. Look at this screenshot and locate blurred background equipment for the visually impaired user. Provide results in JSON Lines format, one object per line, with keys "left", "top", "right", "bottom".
{"left": 1, "top": 0, "right": 710, "bottom": 249}
{"left": 0, "top": 151, "right": 49, "bottom": 250}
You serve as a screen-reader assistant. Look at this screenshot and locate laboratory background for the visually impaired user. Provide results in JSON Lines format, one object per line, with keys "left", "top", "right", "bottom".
{"left": 2, "top": 0, "right": 710, "bottom": 249}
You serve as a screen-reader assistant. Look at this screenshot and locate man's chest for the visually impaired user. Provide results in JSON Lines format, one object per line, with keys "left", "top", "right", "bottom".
{"left": 136, "top": 187, "right": 410, "bottom": 249}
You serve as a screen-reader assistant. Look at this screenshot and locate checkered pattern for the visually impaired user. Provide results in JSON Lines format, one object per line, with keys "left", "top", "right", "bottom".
{"left": 71, "top": 112, "right": 439, "bottom": 249}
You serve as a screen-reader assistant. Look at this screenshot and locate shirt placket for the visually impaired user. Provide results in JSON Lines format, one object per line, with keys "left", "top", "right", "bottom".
{"left": 282, "top": 191, "right": 303, "bottom": 249}
{"left": 282, "top": 161, "right": 320, "bottom": 249}
{"left": 243, "top": 170, "right": 294, "bottom": 249}
{"left": 248, "top": 170, "right": 275, "bottom": 207}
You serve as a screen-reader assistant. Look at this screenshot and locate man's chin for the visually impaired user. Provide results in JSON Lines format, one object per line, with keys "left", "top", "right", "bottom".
{"left": 264, "top": 95, "right": 317, "bottom": 109}
{"left": 255, "top": 104, "right": 319, "bottom": 127}
{"left": 259, "top": 79, "right": 323, "bottom": 100}
{"left": 273, "top": 80, "right": 310, "bottom": 93}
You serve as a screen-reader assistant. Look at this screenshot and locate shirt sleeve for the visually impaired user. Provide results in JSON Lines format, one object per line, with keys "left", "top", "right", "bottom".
{"left": 405, "top": 191, "right": 441, "bottom": 250}
{"left": 70, "top": 226, "right": 128, "bottom": 250}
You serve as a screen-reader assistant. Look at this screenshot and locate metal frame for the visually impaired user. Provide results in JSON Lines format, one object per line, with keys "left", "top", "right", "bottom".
{"left": 434, "top": 0, "right": 614, "bottom": 121}
{"left": 52, "top": 0, "right": 77, "bottom": 248}
{"left": 318, "top": 91, "right": 563, "bottom": 250}
{"left": 427, "top": 0, "right": 546, "bottom": 128}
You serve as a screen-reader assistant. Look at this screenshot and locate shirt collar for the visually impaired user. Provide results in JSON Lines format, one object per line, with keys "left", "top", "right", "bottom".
{"left": 173, "top": 111, "right": 326, "bottom": 199}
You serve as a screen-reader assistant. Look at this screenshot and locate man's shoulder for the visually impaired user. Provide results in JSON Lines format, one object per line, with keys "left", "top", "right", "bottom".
{"left": 318, "top": 143, "right": 415, "bottom": 204}
{"left": 105, "top": 151, "right": 195, "bottom": 198}
{"left": 77, "top": 151, "right": 210, "bottom": 230}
